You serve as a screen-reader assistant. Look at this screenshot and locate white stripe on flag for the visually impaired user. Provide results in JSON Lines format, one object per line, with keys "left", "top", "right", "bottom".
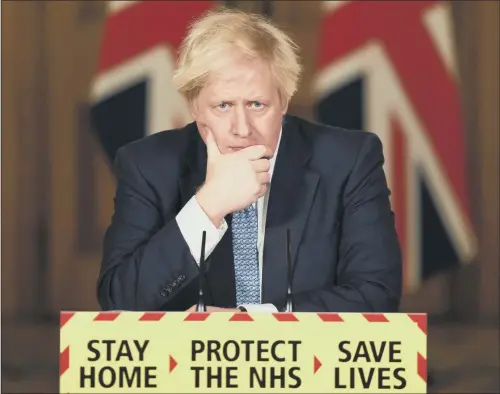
{"left": 108, "top": 1, "right": 139, "bottom": 15}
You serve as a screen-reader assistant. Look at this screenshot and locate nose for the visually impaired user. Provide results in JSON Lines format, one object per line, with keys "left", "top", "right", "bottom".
{"left": 232, "top": 107, "right": 251, "bottom": 137}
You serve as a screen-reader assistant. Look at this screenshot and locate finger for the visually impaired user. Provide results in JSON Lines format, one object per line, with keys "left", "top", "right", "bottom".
{"left": 241, "top": 145, "right": 273, "bottom": 160}
{"left": 256, "top": 172, "right": 271, "bottom": 185}
{"left": 205, "top": 127, "right": 222, "bottom": 161}
{"left": 256, "top": 184, "right": 268, "bottom": 199}
{"left": 251, "top": 159, "right": 271, "bottom": 173}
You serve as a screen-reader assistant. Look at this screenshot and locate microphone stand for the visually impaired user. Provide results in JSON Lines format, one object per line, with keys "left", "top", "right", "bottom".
{"left": 285, "top": 229, "right": 294, "bottom": 312}
{"left": 196, "top": 231, "right": 207, "bottom": 312}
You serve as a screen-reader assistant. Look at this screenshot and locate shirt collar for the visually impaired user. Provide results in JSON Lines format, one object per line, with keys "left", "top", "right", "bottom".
{"left": 269, "top": 126, "right": 282, "bottom": 181}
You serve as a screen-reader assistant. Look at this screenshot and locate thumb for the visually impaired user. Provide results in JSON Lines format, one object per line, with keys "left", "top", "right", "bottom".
{"left": 205, "top": 127, "right": 222, "bottom": 162}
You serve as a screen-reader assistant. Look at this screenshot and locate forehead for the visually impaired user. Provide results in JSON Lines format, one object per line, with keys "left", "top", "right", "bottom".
{"left": 202, "top": 58, "right": 278, "bottom": 99}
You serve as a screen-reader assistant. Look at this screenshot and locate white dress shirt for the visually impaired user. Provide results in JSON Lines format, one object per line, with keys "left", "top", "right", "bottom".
{"left": 176, "top": 130, "right": 283, "bottom": 312}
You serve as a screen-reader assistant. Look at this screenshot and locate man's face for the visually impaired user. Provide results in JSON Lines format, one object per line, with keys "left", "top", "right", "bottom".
{"left": 190, "top": 57, "right": 286, "bottom": 155}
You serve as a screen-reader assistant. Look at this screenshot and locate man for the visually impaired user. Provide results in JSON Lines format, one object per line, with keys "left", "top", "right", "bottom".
{"left": 97, "top": 9, "right": 402, "bottom": 313}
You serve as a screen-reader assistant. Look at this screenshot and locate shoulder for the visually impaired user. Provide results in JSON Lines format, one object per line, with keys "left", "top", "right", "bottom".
{"left": 288, "top": 115, "right": 383, "bottom": 166}
{"left": 113, "top": 122, "right": 197, "bottom": 174}
{"left": 111, "top": 123, "right": 199, "bottom": 197}
{"left": 116, "top": 122, "right": 195, "bottom": 162}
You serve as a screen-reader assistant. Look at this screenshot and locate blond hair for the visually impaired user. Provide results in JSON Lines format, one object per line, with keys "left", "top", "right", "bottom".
{"left": 172, "top": 8, "right": 301, "bottom": 105}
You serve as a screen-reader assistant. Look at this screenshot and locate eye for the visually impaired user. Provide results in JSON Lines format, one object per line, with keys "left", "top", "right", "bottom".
{"left": 216, "top": 102, "right": 232, "bottom": 110}
{"left": 250, "top": 101, "right": 265, "bottom": 109}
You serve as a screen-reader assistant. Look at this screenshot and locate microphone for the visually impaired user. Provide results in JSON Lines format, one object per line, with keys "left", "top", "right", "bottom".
{"left": 196, "top": 231, "right": 207, "bottom": 312}
{"left": 285, "top": 229, "right": 294, "bottom": 312}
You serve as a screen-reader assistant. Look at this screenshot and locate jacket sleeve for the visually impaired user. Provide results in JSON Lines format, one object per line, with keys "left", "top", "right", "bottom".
{"left": 274, "top": 133, "right": 403, "bottom": 312}
{"left": 97, "top": 145, "right": 199, "bottom": 311}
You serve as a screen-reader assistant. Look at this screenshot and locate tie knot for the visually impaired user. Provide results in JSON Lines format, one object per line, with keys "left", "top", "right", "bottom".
{"left": 237, "top": 204, "right": 255, "bottom": 215}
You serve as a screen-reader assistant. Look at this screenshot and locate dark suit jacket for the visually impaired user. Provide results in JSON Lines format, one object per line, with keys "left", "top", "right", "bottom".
{"left": 97, "top": 115, "right": 402, "bottom": 312}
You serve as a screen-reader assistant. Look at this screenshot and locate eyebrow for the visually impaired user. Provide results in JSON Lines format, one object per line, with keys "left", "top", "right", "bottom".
{"left": 247, "top": 97, "right": 268, "bottom": 101}
{"left": 211, "top": 98, "right": 270, "bottom": 104}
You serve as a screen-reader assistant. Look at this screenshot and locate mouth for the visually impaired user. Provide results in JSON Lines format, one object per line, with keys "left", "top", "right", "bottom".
{"left": 229, "top": 146, "right": 248, "bottom": 152}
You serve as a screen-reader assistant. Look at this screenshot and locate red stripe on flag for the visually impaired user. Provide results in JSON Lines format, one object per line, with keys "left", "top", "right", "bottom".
{"left": 318, "top": 1, "right": 469, "bottom": 218}
{"left": 60, "top": 346, "right": 70, "bottom": 376}
{"left": 60, "top": 312, "right": 75, "bottom": 328}
{"left": 184, "top": 312, "right": 210, "bottom": 321}
{"left": 317, "top": 313, "right": 344, "bottom": 322}
{"left": 139, "top": 312, "right": 166, "bottom": 321}
{"left": 94, "top": 312, "right": 120, "bottom": 321}
{"left": 409, "top": 314, "right": 428, "bottom": 334}
{"left": 229, "top": 313, "right": 254, "bottom": 322}
{"left": 418, "top": 353, "right": 427, "bottom": 382}
{"left": 97, "top": 1, "right": 213, "bottom": 74}
{"left": 273, "top": 313, "right": 299, "bottom": 322}
{"left": 362, "top": 314, "right": 389, "bottom": 322}
{"left": 318, "top": 1, "right": 438, "bottom": 70}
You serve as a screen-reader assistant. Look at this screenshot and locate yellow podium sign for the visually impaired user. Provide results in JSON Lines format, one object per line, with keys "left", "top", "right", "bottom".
{"left": 60, "top": 311, "right": 427, "bottom": 393}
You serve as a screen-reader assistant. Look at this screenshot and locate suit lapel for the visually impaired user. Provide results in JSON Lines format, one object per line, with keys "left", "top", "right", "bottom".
{"left": 262, "top": 117, "right": 319, "bottom": 305}
{"left": 178, "top": 123, "right": 207, "bottom": 205}
{"left": 178, "top": 124, "right": 237, "bottom": 307}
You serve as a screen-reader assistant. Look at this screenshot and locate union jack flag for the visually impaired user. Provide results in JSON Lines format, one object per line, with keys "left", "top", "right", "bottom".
{"left": 90, "top": 0, "right": 477, "bottom": 293}
{"left": 90, "top": 0, "right": 213, "bottom": 161}
{"left": 314, "top": 0, "right": 476, "bottom": 292}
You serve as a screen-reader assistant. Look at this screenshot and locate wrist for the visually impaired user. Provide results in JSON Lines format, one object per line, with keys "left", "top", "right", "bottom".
{"left": 196, "top": 184, "right": 226, "bottom": 227}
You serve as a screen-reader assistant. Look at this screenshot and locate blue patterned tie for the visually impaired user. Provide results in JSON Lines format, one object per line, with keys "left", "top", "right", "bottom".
{"left": 232, "top": 204, "right": 260, "bottom": 305}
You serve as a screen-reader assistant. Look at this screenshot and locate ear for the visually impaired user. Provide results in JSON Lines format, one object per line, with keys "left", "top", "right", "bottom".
{"left": 189, "top": 99, "right": 198, "bottom": 120}
{"left": 281, "top": 99, "right": 289, "bottom": 115}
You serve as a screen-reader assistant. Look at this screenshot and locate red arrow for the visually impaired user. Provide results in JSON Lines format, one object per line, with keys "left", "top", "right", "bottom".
{"left": 314, "top": 355, "right": 322, "bottom": 374}
{"left": 169, "top": 355, "right": 177, "bottom": 373}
